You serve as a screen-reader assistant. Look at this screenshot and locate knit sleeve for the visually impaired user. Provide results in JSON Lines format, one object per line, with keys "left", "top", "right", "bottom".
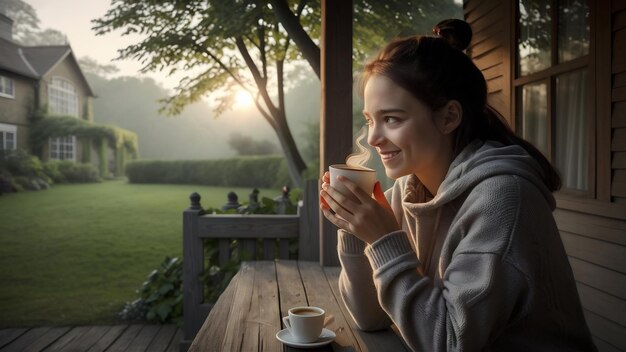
{"left": 364, "top": 176, "right": 531, "bottom": 351}
{"left": 337, "top": 229, "right": 392, "bottom": 330}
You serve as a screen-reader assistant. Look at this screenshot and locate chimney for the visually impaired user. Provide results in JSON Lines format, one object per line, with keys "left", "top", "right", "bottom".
{"left": 0, "top": 13, "right": 13, "bottom": 41}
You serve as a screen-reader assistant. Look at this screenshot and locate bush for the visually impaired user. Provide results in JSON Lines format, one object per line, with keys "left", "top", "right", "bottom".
{"left": 0, "top": 149, "right": 48, "bottom": 180}
{"left": 120, "top": 257, "right": 183, "bottom": 325}
{"left": 125, "top": 156, "right": 291, "bottom": 188}
{"left": 53, "top": 161, "right": 101, "bottom": 183}
{"left": 0, "top": 150, "right": 51, "bottom": 194}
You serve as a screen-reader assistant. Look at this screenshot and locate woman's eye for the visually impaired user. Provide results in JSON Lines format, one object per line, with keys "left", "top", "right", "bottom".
{"left": 384, "top": 116, "right": 398, "bottom": 123}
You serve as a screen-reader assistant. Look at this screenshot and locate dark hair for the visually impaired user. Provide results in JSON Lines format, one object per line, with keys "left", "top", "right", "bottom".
{"left": 360, "top": 19, "right": 561, "bottom": 191}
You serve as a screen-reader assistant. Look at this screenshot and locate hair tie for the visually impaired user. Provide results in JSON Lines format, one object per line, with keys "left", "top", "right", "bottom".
{"left": 432, "top": 26, "right": 442, "bottom": 37}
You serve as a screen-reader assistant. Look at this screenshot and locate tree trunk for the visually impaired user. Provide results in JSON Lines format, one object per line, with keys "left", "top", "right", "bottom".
{"left": 274, "top": 114, "right": 306, "bottom": 188}
{"left": 269, "top": 0, "right": 321, "bottom": 78}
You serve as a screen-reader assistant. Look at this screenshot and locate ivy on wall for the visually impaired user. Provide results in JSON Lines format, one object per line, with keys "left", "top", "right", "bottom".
{"left": 29, "top": 112, "right": 139, "bottom": 177}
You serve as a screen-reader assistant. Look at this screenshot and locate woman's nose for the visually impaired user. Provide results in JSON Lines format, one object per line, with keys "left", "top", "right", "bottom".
{"left": 367, "top": 124, "right": 384, "bottom": 147}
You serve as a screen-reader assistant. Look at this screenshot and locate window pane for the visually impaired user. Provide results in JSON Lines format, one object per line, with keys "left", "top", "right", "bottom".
{"left": 521, "top": 82, "right": 549, "bottom": 157}
{"left": 558, "top": 0, "right": 590, "bottom": 62}
{"left": 518, "top": 0, "right": 552, "bottom": 76}
{"left": 6, "top": 132, "right": 15, "bottom": 149}
{"left": 555, "top": 70, "right": 588, "bottom": 191}
{"left": 0, "top": 132, "right": 4, "bottom": 149}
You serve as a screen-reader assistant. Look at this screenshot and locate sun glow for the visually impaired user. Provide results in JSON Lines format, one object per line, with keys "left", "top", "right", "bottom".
{"left": 234, "top": 90, "right": 254, "bottom": 108}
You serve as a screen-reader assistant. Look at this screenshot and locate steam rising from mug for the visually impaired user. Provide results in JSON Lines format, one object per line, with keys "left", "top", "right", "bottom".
{"left": 345, "top": 127, "right": 371, "bottom": 168}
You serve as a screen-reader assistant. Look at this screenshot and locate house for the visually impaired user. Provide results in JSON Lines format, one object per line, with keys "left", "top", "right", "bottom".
{"left": 0, "top": 12, "right": 95, "bottom": 162}
{"left": 0, "top": 13, "right": 136, "bottom": 177}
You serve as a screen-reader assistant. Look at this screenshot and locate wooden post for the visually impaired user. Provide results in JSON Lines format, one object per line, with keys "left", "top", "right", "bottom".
{"left": 182, "top": 192, "right": 205, "bottom": 349}
{"left": 298, "top": 179, "right": 320, "bottom": 261}
{"left": 320, "top": 0, "right": 353, "bottom": 266}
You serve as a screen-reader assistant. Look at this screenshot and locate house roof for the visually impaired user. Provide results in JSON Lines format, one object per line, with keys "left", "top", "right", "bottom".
{"left": 0, "top": 37, "right": 38, "bottom": 78}
{"left": 0, "top": 37, "right": 95, "bottom": 96}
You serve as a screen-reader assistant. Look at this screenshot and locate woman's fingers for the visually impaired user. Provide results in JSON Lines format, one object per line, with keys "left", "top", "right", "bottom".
{"left": 336, "top": 176, "right": 372, "bottom": 203}
{"left": 321, "top": 208, "right": 352, "bottom": 230}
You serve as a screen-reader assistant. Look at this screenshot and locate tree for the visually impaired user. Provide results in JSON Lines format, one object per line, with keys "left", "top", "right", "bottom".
{"left": 94, "top": 0, "right": 311, "bottom": 186}
{"left": 78, "top": 56, "right": 120, "bottom": 77}
{"left": 93, "top": 0, "right": 461, "bottom": 187}
{"left": 228, "top": 133, "right": 279, "bottom": 156}
{"left": 0, "top": 0, "right": 68, "bottom": 45}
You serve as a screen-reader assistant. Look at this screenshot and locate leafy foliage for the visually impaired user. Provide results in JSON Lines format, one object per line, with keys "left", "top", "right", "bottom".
{"left": 228, "top": 132, "right": 279, "bottom": 156}
{"left": 125, "top": 156, "right": 291, "bottom": 188}
{"left": 120, "top": 257, "right": 183, "bottom": 325}
{"left": 29, "top": 112, "right": 138, "bottom": 159}
{"left": 1, "top": 0, "right": 68, "bottom": 45}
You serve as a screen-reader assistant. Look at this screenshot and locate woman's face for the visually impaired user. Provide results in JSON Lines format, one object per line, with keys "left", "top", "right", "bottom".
{"left": 363, "top": 74, "right": 451, "bottom": 180}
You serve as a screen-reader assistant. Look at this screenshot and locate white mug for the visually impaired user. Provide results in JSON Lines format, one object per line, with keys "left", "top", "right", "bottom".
{"left": 329, "top": 164, "right": 377, "bottom": 200}
{"left": 282, "top": 306, "right": 325, "bottom": 343}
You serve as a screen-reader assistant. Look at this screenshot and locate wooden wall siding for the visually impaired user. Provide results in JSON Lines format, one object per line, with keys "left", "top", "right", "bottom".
{"left": 613, "top": 7, "right": 626, "bottom": 203}
{"left": 465, "top": 0, "right": 511, "bottom": 122}
{"left": 554, "top": 208, "right": 626, "bottom": 351}
{"left": 464, "top": 1, "right": 626, "bottom": 351}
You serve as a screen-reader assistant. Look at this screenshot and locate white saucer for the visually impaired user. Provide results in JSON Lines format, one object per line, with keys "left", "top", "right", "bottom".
{"left": 276, "top": 328, "right": 336, "bottom": 348}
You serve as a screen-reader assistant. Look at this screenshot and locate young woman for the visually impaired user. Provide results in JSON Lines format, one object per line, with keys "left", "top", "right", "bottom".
{"left": 320, "top": 19, "right": 597, "bottom": 351}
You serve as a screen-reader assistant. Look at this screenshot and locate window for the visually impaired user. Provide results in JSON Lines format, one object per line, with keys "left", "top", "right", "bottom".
{"left": 49, "top": 136, "right": 75, "bottom": 161}
{"left": 48, "top": 78, "right": 78, "bottom": 161}
{"left": 516, "top": 0, "right": 591, "bottom": 193}
{"left": 0, "top": 123, "right": 17, "bottom": 150}
{"left": 48, "top": 77, "right": 79, "bottom": 117}
{"left": 0, "top": 76, "right": 15, "bottom": 98}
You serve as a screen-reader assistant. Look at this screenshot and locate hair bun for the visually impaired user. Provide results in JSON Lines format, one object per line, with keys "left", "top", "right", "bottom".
{"left": 433, "top": 18, "right": 472, "bottom": 51}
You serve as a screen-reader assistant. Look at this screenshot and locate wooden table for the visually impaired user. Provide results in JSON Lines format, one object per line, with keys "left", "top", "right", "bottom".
{"left": 188, "top": 260, "right": 410, "bottom": 351}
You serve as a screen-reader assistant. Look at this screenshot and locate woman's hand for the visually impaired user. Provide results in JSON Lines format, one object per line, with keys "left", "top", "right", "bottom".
{"left": 320, "top": 171, "right": 399, "bottom": 244}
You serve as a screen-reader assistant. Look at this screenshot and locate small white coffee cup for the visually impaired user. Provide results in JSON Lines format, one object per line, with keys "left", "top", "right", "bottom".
{"left": 282, "top": 306, "right": 325, "bottom": 343}
{"left": 329, "top": 164, "right": 377, "bottom": 200}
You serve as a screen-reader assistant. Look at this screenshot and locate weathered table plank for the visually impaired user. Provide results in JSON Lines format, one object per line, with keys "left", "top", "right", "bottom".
{"left": 42, "top": 326, "right": 91, "bottom": 352}
{"left": 324, "top": 267, "right": 411, "bottom": 352}
{"left": 188, "top": 270, "right": 240, "bottom": 352}
{"left": 190, "top": 260, "right": 407, "bottom": 352}
{"left": 221, "top": 262, "right": 256, "bottom": 351}
{"left": 255, "top": 261, "right": 281, "bottom": 352}
{"left": 298, "top": 261, "right": 358, "bottom": 352}
{"left": 276, "top": 260, "right": 308, "bottom": 317}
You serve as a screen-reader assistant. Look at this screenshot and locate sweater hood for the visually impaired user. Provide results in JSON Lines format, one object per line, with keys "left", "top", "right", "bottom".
{"left": 401, "top": 140, "right": 556, "bottom": 214}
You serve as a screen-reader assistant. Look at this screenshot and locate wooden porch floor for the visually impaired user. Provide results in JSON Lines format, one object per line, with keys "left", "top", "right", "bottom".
{"left": 0, "top": 324, "right": 181, "bottom": 352}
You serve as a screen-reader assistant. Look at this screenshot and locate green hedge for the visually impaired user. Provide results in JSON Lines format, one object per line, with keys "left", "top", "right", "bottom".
{"left": 126, "top": 156, "right": 291, "bottom": 188}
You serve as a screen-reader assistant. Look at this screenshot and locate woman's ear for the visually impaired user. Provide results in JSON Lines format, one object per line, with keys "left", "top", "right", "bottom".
{"left": 435, "top": 100, "right": 462, "bottom": 135}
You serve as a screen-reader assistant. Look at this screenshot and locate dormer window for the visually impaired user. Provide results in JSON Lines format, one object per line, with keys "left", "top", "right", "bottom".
{"left": 48, "top": 77, "right": 79, "bottom": 117}
{"left": 0, "top": 76, "right": 14, "bottom": 98}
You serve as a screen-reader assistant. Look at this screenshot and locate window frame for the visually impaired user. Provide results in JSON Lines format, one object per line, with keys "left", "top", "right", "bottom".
{"left": 513, "top": 0, "right": 595, "bottom": 198}
{"left": 0, "top": 75, "right": 15, "bottom": 99}
{"left": 49, "top": 136, "right": 76, "bottom": 162}
{"left": 48, "top": 77, "right": 80, "bottom": 117}
{"left": 0, "top": 123, "right": 17, "bottom": 150}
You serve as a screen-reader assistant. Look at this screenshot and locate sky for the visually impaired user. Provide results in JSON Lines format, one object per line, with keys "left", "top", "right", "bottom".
{"left": 23, "top": 0, "right": 182, "bottom": 90}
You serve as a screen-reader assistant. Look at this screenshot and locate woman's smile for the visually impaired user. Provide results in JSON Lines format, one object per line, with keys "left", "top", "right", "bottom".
{"left": 378, "top": 149, "right": 401, "bottom": 162}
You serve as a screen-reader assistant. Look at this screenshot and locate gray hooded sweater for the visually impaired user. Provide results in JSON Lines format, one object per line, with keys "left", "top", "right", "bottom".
{"left": 338, "top": 140, "right": 596, "bottom": 351}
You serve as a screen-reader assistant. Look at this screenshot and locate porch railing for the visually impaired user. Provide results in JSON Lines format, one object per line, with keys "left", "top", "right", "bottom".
{"left": 180, "top": 180, "right": 319, "bottom": 350}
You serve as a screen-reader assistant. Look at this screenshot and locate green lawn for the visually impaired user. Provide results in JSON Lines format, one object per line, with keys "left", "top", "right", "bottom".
{"left": 0, "top": 180, "right": 279, "bottom": 328}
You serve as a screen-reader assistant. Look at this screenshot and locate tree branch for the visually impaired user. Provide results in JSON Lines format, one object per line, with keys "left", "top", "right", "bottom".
{"left": 235, "top": 36, "right": 278, "bottom": 117}
{"left": 269, "top": 0, "right": 320, "bottom": 78}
